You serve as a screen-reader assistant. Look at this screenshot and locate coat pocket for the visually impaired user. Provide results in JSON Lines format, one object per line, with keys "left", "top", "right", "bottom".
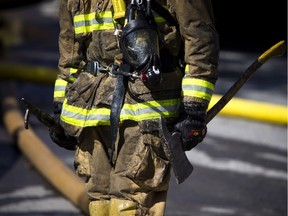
{"left": 66, "top": 72, "right": 106, "bottom": 108}
{"left": 126, "top": 132, "right": 171, "bottom": 191}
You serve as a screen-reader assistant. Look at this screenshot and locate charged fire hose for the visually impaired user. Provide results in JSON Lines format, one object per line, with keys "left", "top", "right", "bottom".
{"left": 1, "top": 89, "right": 90, "bottom": 215}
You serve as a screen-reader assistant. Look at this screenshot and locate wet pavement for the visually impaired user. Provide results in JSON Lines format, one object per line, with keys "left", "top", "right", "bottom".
{"left": 0, "top": 1, "right": 287, "bottom": 216}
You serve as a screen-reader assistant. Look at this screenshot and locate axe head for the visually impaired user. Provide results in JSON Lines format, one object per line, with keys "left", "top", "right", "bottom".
{"left": 159, "top": 117, "right": 193, "bottom": 184}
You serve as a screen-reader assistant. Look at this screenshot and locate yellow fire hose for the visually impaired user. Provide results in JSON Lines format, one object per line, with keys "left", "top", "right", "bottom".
{"left": 1, "top": 94, "right": 90, "bottom": 215}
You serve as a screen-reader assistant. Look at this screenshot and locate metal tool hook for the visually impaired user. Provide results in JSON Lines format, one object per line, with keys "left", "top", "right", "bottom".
{"left": 24, "top": 108, "right": 30, "bottom": 129}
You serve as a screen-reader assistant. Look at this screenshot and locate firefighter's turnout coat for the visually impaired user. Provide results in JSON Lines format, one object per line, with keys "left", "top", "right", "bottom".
{"left": 54, "top": 0, "right": 218, "bottom": 135}
{"left": 54, "top": 0, "right": 219, "bottom": 214}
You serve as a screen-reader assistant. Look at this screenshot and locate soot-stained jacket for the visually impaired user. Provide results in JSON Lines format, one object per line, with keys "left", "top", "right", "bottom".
{"left": 54, "top": 0, "right": 219, "bottom": 136}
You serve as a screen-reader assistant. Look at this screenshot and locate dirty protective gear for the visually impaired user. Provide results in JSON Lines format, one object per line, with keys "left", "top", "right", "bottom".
{"left": 89, "top": 199, "right": 138, "bottom": 216}
{"left": 109, "top": 198, "right": 138, "bottom": 215}
{"left": 48, "top": 129, "right": 77, "bottom": 150}
{"left": 89, "top": 200, "right": 110, "bottom": 216}
{"left": 120, "top": 6, "right": 159, "bottom": 70}
{"left": 119, "top": 2, "right": 161, "bottom": 86}
{"left": 77, "top": 121, "right": 169, "bottom": 215}
{"left": 55, "top": 0, "right": 219, "bottom": 215}
{"left": 89, "top": 198, "right": 165, "bottom": 216}
{"left": 175, "top": 102, "right": 207, "bottom": 150}
{"left": 48, "top": 102, "right": 77, "bottom": 150}
{"left": 54, "top": 0, "right": 219, "bottom": 136}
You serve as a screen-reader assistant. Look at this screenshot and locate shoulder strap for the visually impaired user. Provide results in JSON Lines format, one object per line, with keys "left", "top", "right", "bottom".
{"left": 151, "top": 1, "right": 179, "bottom": 30}
{"left": 151, "top": 1, "right": 185, "bottom": 70}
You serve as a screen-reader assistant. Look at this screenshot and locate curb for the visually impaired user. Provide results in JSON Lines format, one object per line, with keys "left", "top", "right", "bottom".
{"left": 209, "top": 95, "right": 287, "bottom": 125}
{"left": 0, "top": 63, "right": 57, "bottom": 84}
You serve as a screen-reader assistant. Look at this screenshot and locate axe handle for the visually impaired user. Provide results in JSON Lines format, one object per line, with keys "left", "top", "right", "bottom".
{"left": 206, "top": 40, "right": 286, "bottom": 123}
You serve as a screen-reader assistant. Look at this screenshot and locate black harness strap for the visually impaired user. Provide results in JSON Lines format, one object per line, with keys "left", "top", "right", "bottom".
{"left": 151, "top": 1, "right": 179, "bottom": 29}
{"left": 109, "top": 1, "right": 182, "bottom": 165}
{"left": 151, "top": 1, "right": 185, "bottom": 70}
{"left": 109, "top": 64, "right": 129, "bottom": 166}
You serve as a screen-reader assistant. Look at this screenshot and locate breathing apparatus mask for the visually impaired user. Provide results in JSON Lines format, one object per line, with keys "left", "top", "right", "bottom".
{"left": 119, "top": 0, "right": 162, "bottom": 86}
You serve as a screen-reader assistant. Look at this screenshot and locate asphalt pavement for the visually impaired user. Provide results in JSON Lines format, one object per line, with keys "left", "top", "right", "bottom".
{"left": 0, "top": 1, "right": 287, "bottom": 216}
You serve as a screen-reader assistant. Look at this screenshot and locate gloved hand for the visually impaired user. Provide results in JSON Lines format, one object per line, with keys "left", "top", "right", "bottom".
{"left": 49, "top": 102, "right": 77, "bottom": 151}
{"left": 174, "top": 103, "right": 207, "bottom": 151}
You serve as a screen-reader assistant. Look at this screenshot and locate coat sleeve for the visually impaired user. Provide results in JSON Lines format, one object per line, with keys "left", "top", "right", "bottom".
{"left": 53, "top": 0, "right": 84, "bottom": 103}
{"left": 168, "top": 0, "right": 219, "bottom": 108}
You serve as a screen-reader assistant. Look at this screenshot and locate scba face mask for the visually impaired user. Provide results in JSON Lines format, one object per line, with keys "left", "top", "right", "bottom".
{"left": 119, "top": 1, "right": 162, "bottom": 86}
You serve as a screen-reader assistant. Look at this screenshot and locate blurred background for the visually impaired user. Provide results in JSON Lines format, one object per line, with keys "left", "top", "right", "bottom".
{"left": 213, "top": 0, "right": 287, "bottom": 51}
{"left": 0, "top": 0, "right": 287, "bottom": 215}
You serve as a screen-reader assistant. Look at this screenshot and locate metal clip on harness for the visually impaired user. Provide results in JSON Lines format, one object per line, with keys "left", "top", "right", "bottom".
{"left": 85, "top": 60, "right": 110, "bottom": 76}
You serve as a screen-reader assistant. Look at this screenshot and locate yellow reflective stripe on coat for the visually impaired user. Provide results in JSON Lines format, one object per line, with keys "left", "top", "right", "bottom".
{"left": 68, "top": 68, "right": 78, "bottom": 82}
{"left": 185, "top": 64, "right": 189, "bottom": 73}
{"left": 74, "top": 11, "right": 115, "bottom": 34}
{"left": 61, "top": 98, "right": 180, "bottom": 127}
{"left": 61, "top": 102, "right": 111, "bottom": 127}
{"left": 182, "top": 77, "right": 215, "bottom": 101}
{"left": 153, "top": 11, "right": 166, "bottom": 23}
{"left": 54, "top": 66, "right": 78, "bottom": 99}
{"left": 54, "top": 78, "right": 68, "bottom": 99}
{"left": 73, "top": 9, "right": 167, "bottom": 35}
{"left": 120, "top": 99, "right": 179, "bottom": 121}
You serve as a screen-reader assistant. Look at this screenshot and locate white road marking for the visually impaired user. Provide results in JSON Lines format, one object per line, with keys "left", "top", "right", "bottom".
{"left": 0, "top": 185, "right": 52, "bottom": 199}
{"left": 0, "top": 198, "right": 79, "bottom": 213}
{"left": 187, "top": 149, "right": 287, "bottom": 180}
{"left": 255, "top": 152, "right": 287, "bottom": 163}
{"left": 0, "top": 185, "right": 80, "bottom": 213}
{"left": 208, "top": 116, "right": 287, "bottom": 151}
{"left": 201, "top": 206, "right": 236, "bottom": 215}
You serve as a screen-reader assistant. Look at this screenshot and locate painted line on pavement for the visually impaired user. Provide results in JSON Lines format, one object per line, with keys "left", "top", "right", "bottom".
{"left": 187, "top": 149, "right": 287, "bottom": 181}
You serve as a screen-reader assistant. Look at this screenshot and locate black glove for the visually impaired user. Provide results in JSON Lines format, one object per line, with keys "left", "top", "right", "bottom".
{"left": 174, "top": 103, "right": 207, "bottom": 151}
{"left": 49, "top": 102, "right": 77, "bottom": 151}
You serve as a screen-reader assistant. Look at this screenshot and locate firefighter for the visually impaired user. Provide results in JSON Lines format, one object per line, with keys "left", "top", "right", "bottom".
{"left": 50, "top": 0, "right": 219, "bottom": 215}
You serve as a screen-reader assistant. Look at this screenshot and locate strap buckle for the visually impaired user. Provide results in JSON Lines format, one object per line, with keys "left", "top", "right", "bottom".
{"left": 85, "top": 60, "right": 109, "bottom": 76}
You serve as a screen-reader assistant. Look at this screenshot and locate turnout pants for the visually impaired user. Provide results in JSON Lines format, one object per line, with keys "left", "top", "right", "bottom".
{"left": 74, "top": 120, "right": 171, "bottom": 216}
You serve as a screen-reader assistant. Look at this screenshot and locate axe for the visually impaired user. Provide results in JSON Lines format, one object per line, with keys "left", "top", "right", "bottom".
{"left": 159, "top": 40, "right": 286, "bottom": 184}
